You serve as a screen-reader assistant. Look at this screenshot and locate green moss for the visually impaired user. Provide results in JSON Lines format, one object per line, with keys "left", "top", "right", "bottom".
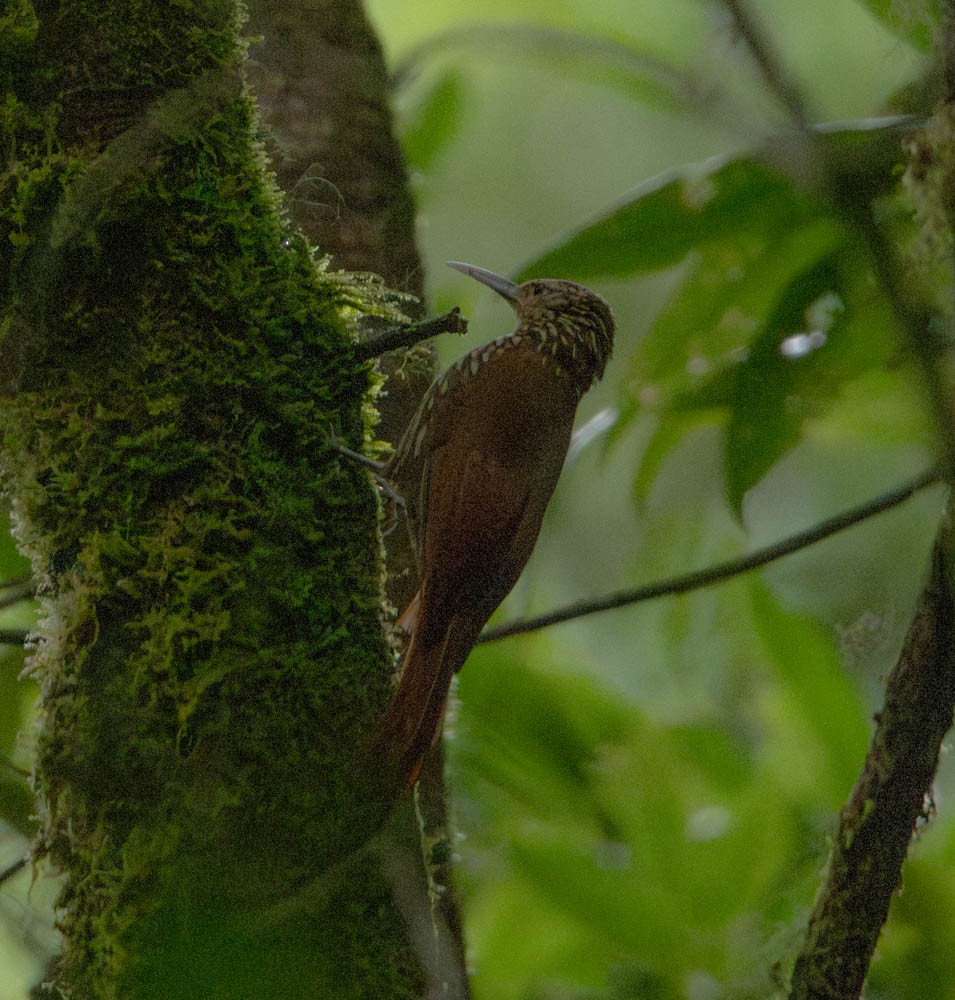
{"left": 0, "top": 0, "right": 38, "bottom": 54}
{"left": 0, "top": 1, "right": 415, "bottom": 996}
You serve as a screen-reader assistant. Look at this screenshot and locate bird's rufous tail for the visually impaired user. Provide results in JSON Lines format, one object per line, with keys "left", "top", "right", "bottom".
{"left": 371, "top": 598, "right": 480, "bottom": 789}
{"left": 373, "top": 628, "right": 454, "bottom": 787}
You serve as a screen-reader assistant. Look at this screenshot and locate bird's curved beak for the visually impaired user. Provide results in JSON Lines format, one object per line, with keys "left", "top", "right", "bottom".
{"left": 447, "top": 261, "right": 520, "bottom": 304}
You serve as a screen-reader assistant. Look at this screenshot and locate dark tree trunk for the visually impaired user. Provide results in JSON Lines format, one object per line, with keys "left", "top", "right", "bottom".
{"left": 0, "top": 1, "right": 460, "bottom": 995}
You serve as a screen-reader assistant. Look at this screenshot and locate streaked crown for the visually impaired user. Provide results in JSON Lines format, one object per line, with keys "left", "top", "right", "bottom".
{"left": 446, "top": 263, "right": 615, "bottom": 397}
{"left": 513, "top": 279, "right": 615, "bottom": 394}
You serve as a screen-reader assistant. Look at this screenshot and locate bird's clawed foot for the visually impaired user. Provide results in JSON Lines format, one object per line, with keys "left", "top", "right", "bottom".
{"left": 328, "top": 436, "right": 406, "bottom": 535}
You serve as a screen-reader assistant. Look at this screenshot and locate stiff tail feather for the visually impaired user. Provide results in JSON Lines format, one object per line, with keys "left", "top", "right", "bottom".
{"left": 372, "top": 601, "right": 485, "bottom": 790}
{"left": 373, "top": 626, "right": 456, "bottom": 788}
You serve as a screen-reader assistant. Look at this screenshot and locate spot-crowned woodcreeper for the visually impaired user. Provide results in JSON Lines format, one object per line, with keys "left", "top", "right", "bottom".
{"left": 373, "top": 261, "right": 615, "bottom": 788}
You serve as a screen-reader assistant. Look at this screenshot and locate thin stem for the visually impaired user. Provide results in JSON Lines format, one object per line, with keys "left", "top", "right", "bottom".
{"left": 479, "top": 468, "right": 941, "bottom": 643}
{"left": 721, "top": 0, "right": 810, "bottom": 126}
{"left": 0, "top": 854, "right": 28, "bottom": 888}
{"left": 0, "top": 575, "right": 33, "bottom": 610}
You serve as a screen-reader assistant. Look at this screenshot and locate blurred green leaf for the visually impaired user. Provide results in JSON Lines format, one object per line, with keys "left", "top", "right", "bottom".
{"left": 633, "top": 410, "right": 722, "bottom": 504}
{"left": 520, "top": 121, "right": 914, "bottom": 508}
{"left": 851, "top": 0, "right": 939, "bottom": 51}
{"left": 720, "top": 247, "right": 899, "bottom": 510}
{"left": 454, "top": 622, "right": 858, "bottom": 997}
{"left": 0, "top": 645, "right": 35, "bottom": 835}
{"left": 642, "top": 219, "right": 843, "bottom": 401}
{"left": 399, "top": 69, "right": 465, "bottom": 172}
{"left": 393, "top": 23, "right": 692, "bottom": 115}
{"left": 0, "top": 513, "right": 35, "bottom": 840}
{"left": 522, "top": 156, "right": 825, "bottom": 281}
{"left": 747, "top": 583, "right": 870, "bottom": 798}
{"left": 871, "top": 821, "right": 955, "bottom": 997}
{"left": 518, "top": 118, "right": 913, "bottom": 282}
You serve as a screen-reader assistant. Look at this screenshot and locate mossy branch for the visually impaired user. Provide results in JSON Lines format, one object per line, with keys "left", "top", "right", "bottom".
{"left": 788, "top": 513, "right": 955, "bottom": 1000}
{"left": 352, "top": 307, "right": 468, "bottom": 362}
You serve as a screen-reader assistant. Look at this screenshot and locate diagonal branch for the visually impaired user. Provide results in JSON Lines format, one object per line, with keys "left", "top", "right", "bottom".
{"left": 480, "top": 468, "right": 941, "bottom": 642}
{"left": 719, "top": 5, "right": 955, "bottom": 1000}
{"left": 788, "top": 513, "right": 955, "bottom": 1000}
{"left": 721, "top": 0, "right": 811, "bottom": 126}
{"left": 0, "top": 855, "right": 28, "bottom": 889}
{"left": 0, "top": 472, "right": 940, "bottom": 656}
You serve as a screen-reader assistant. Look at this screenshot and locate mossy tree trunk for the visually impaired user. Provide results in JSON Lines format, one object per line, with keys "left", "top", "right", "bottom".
{"left": 0, "top": 1, "right": 442, "bottom": 996}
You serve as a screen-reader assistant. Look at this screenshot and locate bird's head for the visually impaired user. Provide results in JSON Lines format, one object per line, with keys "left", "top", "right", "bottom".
{"left": 448, "top": 261, "right": 615, "bottom": 392}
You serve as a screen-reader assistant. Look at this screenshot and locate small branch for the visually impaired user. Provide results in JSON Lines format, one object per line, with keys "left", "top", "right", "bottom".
{"left": 331, "top": 441, "right": 389, "bottom": 475}
{"left": 721, "top": 0, "right": 810, "bottom": 126}
{"left": 353, "top": 309, "right": 468, "bottom": 362}
{"left": 0, "top": 575, "right": 34, "bottom": 610}
{"left": 479, "top": 468, "right": 941, "bottom": 643}
{"left": 1, "top": 752, "right": 29, "bottom": 777}
{"left": 0, "top": 854, "right": 29, "bottom": 888}
{"left": 788, "top": 514, "right": 955, "bottom": 1000}
{"left": 0, "top": 629, "right": 28, "bottom": 646}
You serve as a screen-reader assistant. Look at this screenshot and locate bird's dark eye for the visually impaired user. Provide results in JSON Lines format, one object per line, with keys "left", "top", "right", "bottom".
{"left": 531, "top": 282, "right": 546, "bottom": 296}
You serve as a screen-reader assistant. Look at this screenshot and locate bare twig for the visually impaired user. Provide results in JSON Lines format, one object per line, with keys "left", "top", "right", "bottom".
{"left": 480, "top": 468, "right": 941, "bottom": 642}
{"left": 352, "top": 309, "right": 468, "bottom": 362}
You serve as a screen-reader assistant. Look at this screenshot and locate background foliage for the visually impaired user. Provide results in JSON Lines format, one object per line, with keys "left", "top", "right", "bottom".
{"left": 1, "top": 0, "right": 951, "bottom": 997}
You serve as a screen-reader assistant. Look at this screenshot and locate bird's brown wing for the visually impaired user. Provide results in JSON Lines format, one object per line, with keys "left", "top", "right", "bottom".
{"left": 413, "top": 435, "right": 559, "bottom": 655}
{"left": 373, "top": 441, "right": 549, "bottom": 779}
{"left": 375, "top": 345, "right": 577, "bottom": 787}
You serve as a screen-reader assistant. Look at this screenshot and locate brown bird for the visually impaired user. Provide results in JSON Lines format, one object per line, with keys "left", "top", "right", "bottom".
{"left": 374, "top": 261, "right": 615, "bottom": 789}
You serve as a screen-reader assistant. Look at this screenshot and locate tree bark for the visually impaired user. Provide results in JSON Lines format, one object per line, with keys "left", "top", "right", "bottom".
{"left": 788, "top": 511, "right": 955, "bottom": 999}
{"left": 0, "top": 1, "right": 441, "bottom": 995}
{"left": 244, "top": 3, "right": 471, "bottom": 994}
